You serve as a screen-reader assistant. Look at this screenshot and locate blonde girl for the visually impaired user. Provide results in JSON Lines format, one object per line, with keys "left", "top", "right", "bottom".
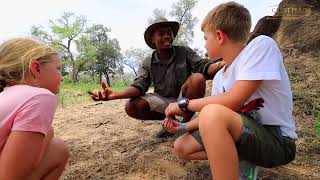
{"left": 0, "top": 38, "right": 69, "bottom": 180}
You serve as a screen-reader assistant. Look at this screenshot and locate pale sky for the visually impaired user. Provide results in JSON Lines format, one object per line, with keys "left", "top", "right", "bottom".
{"left": 0, "top": 0, "right": 281, "bottom": 52}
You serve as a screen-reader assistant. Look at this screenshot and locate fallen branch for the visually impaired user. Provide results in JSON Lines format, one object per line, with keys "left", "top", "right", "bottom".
{"left": 95, "top": 121, "right": 110, "bottom": 128}
{"left": 84, "top": 102, "right": 103, "bottom": 108}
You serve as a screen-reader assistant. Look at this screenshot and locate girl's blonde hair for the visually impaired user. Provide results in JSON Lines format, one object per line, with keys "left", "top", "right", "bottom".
{"left": 0, "top": 38, "right": 58, "bottom": 92}
{"left": 201, "top": 1, "right": 251, "bottom": 43}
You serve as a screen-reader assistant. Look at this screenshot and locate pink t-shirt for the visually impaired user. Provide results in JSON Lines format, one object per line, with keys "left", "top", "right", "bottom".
{"left": 0, "top": 85, "right": 57, "bottom": 154}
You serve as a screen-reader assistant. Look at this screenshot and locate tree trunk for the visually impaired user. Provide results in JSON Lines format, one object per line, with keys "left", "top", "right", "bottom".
{"left": 99, "top": 72, "right": 102, "bottom": 84}
{"left": 104, "top": 73, "right": 111, "bottom": 87}
{"left": 71, "top": 61, "right": 78, "bottom": 83}
{"left": 75, "top": 69, "right": 80, "bottom": 83}
{"left": 68, "top": 45, "right": 78, "bottom": 83}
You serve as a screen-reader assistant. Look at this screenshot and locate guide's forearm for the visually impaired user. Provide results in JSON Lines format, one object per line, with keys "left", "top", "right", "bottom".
{"left": 109, "top": 86, "right": 142, "bottom": 100}
{"left": 207, "top": 60, "right": 226, "bottom": 78}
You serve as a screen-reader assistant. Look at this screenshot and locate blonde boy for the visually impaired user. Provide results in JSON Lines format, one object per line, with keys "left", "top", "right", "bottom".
{"left": 163, "top": 2, "right": 297, "bottom": 179}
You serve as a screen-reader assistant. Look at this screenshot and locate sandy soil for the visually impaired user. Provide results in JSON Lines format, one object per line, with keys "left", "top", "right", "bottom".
{"left": 53, "top": 98, "right": 320, "bottom": 180}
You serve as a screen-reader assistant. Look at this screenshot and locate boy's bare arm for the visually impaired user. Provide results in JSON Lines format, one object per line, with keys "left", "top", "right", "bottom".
{"left": 188, "top": 80, "right": 262, "bottom": 112}
{"left": 185, "top": 118, "right": 200, "bottom": 132}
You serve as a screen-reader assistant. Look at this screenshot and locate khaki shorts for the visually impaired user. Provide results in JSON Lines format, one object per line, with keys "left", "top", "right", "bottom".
{"left": 140, "top": 93, "right": 177, "bottom": 114}
{"left": 190, "top": 111, "right": 296, "bottom": 168}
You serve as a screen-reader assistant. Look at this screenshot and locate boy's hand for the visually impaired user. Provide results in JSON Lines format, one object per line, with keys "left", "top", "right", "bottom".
{"left": 165, "top": 102, "right": 183, "bottom": 118}
{"left": 88, "top": 82, "right": 114, "bottom": 101}
{"left": 162, "top": 117, "right": 180, "bottom": 134}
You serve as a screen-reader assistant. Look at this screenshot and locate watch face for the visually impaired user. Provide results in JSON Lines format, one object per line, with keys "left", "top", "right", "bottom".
{"left": 179, "top": 99, "right": 186, "bottom": 106}
{"left": 178, "top": 98, "right": 189, "bottom": 111}
{"left": 180, "top": 99, "right": 187, "bottom": 104}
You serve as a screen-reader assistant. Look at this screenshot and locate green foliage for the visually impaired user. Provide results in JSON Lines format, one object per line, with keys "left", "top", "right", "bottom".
{"left": 108, "top": 82, "right": 128, "bottom": 91}
{"left": 86, "top": 24, "right": 122, "bottom": 86}
{"left": 31, "top": 12, "right": 88, "bottom": 83}
{"left": 170, "top": 0, "right": 198, "bottom": 46}
{"left": 49, "top": 12, "right": 87, "bottom": 39}
{"left": 31, "top": 13, "right": 123, "bottom": 84}
{"left": 148, "top": 8, "right": 168, "bottom": 24}
{"left": 58, "top": 81, "right": 128, "bottom": 107}
{"left": 58, "top": 82, "right": 97, "bottom": 107}
{"left": 75, "top": 35, "right": 97, "bottom": 74}
{"left": 62, "top": 75, "right": 72, "bottom": 83}
{"left": 77, "top": 73, "right": 98, "bottom": 83}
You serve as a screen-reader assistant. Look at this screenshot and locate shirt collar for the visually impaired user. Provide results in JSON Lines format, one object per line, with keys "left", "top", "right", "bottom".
{"left": 152, "top": 47, "right": 176, "bottom": 64}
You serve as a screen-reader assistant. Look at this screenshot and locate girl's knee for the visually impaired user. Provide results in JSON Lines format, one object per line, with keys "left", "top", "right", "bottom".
{"left": 52, "top": 138, "right": 70, "bottom": 163}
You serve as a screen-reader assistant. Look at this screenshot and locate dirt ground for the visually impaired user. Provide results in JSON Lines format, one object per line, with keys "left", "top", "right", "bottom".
{"left": 53, "top": 98, "right": 320, "bottom": 180}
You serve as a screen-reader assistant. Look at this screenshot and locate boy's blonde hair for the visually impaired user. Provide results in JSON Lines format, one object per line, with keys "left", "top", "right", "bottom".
{"left": 0, "top": 38, "right": 58, "bottom": 92}
{"left": 201, "top": 1, "right": 251, "bottom": 43}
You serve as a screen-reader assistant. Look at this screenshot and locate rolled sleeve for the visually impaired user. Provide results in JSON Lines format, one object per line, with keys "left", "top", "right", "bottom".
{"left": 12, "top": 94, "right": 57, "bottom": 136}
{"left": 131, "top": 57, "right": 152, "bottom": 94}
{"left": 236, "top": 36, "right": 282, "bottom": 81}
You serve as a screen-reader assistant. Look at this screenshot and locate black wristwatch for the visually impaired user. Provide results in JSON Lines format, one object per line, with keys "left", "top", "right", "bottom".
{"left": 178, "top": 98, "right": 190, "bottom": 112}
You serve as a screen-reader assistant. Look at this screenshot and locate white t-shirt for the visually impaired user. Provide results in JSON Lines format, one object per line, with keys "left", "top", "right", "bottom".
{"left": 212, "top": 35, "right": 297, "bottom": 139}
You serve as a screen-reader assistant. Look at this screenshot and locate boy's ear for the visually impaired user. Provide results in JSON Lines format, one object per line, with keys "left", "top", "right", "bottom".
{"left": 29, "top": 60, "right": 41, "bottom": 78}
{"left": 216, "top": 30, "right": 225, "bottom": 44}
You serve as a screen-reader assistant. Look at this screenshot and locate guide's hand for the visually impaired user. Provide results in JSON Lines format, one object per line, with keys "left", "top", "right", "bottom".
{"left": 88, "top": 82, "right": 114, "bottom": 101}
